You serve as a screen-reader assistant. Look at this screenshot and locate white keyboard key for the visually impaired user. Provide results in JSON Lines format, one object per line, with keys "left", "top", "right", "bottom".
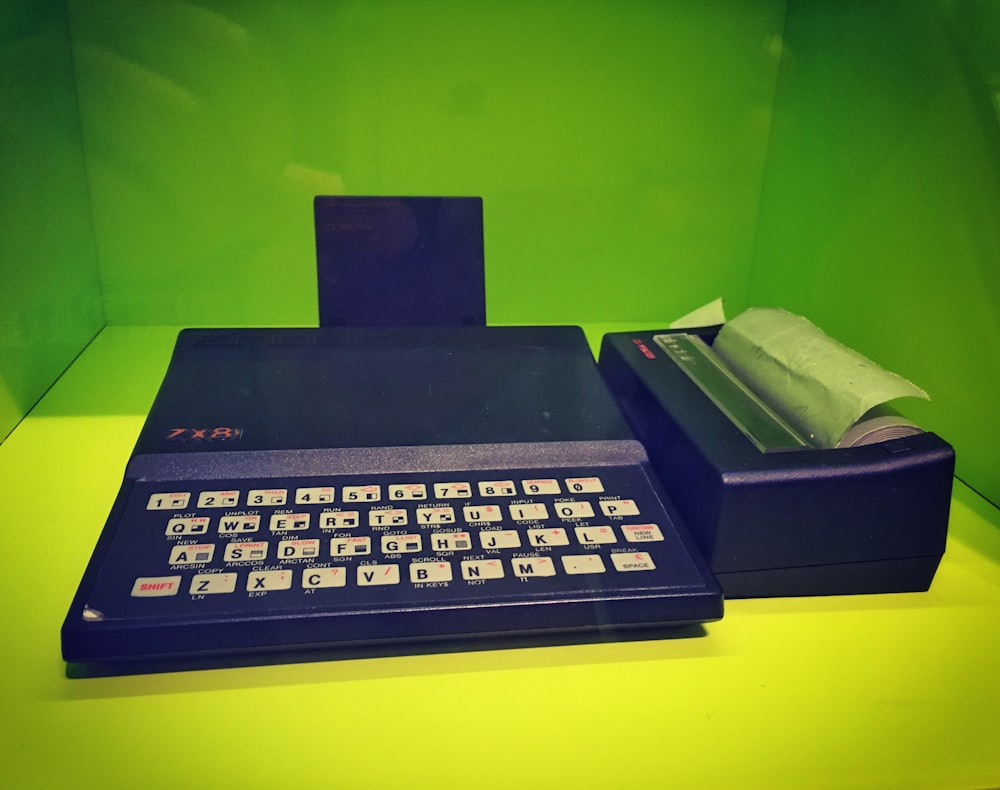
{"left": 478, "top": 480, "right": 516, "bottom": 497}
{"left": 320, "top": 511, "right": 359, "bottom": 529}
{"left": 189, "top": 573, "right": 237, "bottom": 595}
{"left": 574, "top": 525, "right": 617, "bottom": 545}
{"left": 357, "top": 564, "right": 400, "bottom": 586}
{"left": 527, "top": 527, "right": 570, "bottom": 547}
{"left": 511, "top": 556, "right": 557, "bottom": 577}
{"left": 168, "top": 543, "right": 215, "bottom": 565}
{"left": 463, "top": 504, "right": 503, "bottom": 523}
{"left": 565, "top": 476, "right": 604, "bottom": 494}
{"left": 479, "top": 530, "right": 521, "bottom": 549}
{"left": 302, "top": 567, "right": 347, "bottom": 588}
{"left": 389, "top": 483, "right": 427, "bottom": 500}
{"left": 610, "top": 552, "right": 657, "bottom": 572}
{"left": 600, "top": 499, "right": 640, "bottom": 517}
{"left": 165, "top": 516, "right": 209, "bottom": 536}
{"left": 197, "top": 490, "right": 239, "bottom": 508}
{"left": 509, "top": 503, "right": 550, "bottom": 521}
{"left": 369, "top": 508, "right": 407, "bottom": 527}
{"left": 296, "top": 486, "right": 334, "bottom": 504}
{"left": 416, "top": 506, "right": 456, "bottom": 525}
{"left": 461, "top": 559, "right": 504, "bottom": 580}
{"left": 331, "top": 536, "right": 371, "bottom": 556}
{"left": 429, "top": 532, "right": 472, "bottom": 551}
{"left": 247, "top": 570, "right": 293, "bottom": 592}
{"left": 217, "top": 514, "right": 260, "bottom": 534}
{"left": 247, "top": 488, "right": 287, "bottom": 506}
{"left": 554, "top": 501, "right": 595, "bottom": 520}
{"left": 434, "top": 481, "right": 472, "bottom": 498}
{"left": 622, "top": 524, "right": 665, "bottom": 543}
{"left": 269, "top": 512, "right": 310, "bottom": 531}
{"left": 380, "top": 534, "right": 422, "bottom": 554}
{"left": 146, "top": 492, "right": 190, "bottom": 510}
{"left": 223, "top": 541, "right": 268, "bottom": 562}
{"left": 131, "top": 576, "right": 182, "bottom": 597}
{"left": 521, "top": 478, "right": 560, "bottom": 495}
{"left": 343, "top": 484, "right": 381, "bottom": 502}
{"left": 562, "top": 554, "right": 607, "bottom": 575}
{"left": 410, "top": 561, "right": 453, "bottom": 584}
{"left": 278, "top": 538, "right": 321, "bottom": 559}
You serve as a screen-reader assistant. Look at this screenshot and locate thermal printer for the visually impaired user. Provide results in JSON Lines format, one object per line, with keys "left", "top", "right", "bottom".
{"left": 598, "top": 308, "right": 955, "bottom": 598}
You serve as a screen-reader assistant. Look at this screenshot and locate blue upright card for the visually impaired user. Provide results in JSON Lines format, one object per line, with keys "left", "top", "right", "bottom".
{"left": 315, "top": 196, "right": 486, "bottom": 327}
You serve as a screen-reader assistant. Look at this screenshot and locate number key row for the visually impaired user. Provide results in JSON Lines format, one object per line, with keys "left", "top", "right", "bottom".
{"left": 145, "top": 476, "right": 607, "bottom": 511}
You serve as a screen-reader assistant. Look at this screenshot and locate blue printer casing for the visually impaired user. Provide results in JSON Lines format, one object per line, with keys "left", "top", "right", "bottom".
{"left": 598, "top": 326, "right": 955, "bottom": 598}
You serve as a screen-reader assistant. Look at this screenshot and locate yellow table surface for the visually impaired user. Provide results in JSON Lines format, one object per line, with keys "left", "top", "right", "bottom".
{"left": 3, "top": 326, "right": 999, "bottom": 790}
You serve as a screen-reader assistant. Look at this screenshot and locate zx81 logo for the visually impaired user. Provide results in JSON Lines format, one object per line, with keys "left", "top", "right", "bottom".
{"left": 165, "top": 427, "right": 243, "bottom": 442}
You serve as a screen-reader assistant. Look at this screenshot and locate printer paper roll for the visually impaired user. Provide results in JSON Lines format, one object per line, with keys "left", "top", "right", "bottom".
{"left": 712, "top": 308, "right": 929, "bottom": 449}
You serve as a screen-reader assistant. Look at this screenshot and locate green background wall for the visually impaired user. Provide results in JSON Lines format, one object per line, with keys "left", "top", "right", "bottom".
{"left": 66, "top": 0, "right": 784, "bottom": 326}
{"left": 750, "top": 0, "right": 1000, "bottom": 506}
{"left": 0, "top": 1, "right": 104, "bottom": 441}
{"left": 1, "top": 0, "right": 998, "bottom": 506}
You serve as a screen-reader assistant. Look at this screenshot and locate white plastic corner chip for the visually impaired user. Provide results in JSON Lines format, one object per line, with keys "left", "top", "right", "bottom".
{"left": 668, "top": 297, "right": 727, "bottom": 329}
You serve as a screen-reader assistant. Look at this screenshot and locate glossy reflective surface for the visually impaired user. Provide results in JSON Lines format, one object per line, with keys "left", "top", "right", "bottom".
{"left": 1, "top": 1, "right": 998, "bottom": 494}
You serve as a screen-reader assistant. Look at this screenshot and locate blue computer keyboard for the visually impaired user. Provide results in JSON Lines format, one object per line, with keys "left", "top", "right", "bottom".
{"left": 61, "top": 326, "right": 722, "bottom": 671}
{"left": 63, "top": 451, "right": 721, "bottom": 665}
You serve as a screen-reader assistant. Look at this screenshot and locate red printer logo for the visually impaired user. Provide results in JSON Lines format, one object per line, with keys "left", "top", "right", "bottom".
{"left": 632, "top": 338, "right": 656, "bottom": 359}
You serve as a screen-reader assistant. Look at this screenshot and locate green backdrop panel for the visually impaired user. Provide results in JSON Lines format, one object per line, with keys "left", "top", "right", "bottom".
{"left": 750, "top": 0, "right": 1000, "bottom": 505}
{"left": 67, "top": 0, "right": 786, "bottom": 326}
{"left": 0, "top": 0, "right": 104, "bottom": 441}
